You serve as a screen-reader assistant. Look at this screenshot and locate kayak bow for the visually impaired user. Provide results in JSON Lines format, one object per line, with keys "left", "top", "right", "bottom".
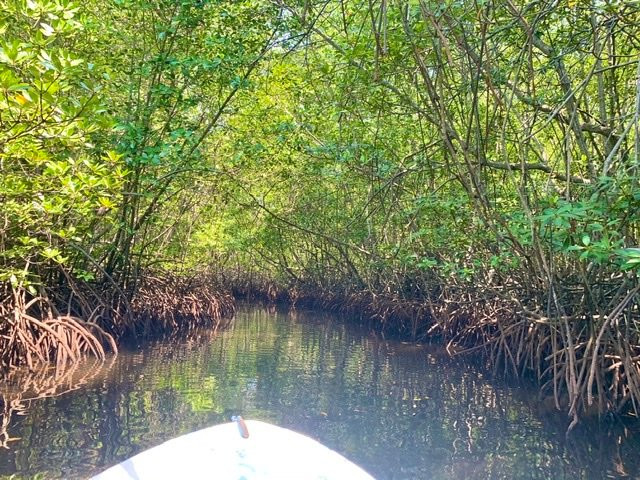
{"left": 91, "top": 419, "right": 375, "bottom": 479}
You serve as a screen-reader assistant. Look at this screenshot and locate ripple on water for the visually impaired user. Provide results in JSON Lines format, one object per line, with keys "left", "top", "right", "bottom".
{"left": 0, "top": 305, "right": 639, "bottom": 479}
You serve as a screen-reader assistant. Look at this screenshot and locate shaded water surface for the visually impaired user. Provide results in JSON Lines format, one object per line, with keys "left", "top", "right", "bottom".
{"left": 1, "top": 305, "right": 639, "bottom": 479}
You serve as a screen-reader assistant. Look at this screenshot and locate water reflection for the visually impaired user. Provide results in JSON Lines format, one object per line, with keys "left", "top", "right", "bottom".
{"left": 0, "top": 306, "right": 639, "bottom": 479}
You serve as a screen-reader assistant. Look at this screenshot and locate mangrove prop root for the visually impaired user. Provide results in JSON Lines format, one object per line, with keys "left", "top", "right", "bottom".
{"left": 128, "top": 273, "right": 235, "bottom": 336}
{"left": 1, "top": 271, "right": 235, "bottom": 373}
{"left": 0, "top": 288, "right": 114, "bottom": 372}
{"left": 224, "top": 268, "right": 640, "bottom": 424}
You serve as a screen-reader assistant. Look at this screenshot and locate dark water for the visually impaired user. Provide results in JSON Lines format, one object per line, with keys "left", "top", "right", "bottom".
{"left": 1, "top": 305, "right": 639, "bottom": 479}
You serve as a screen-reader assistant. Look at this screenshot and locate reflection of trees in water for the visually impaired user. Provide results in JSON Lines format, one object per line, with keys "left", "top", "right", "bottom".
{"left": 0, "top": 357, "right": 115, "bottom": 450}
{"left": 0, "top": 397, "right": 25, "bottom": 449}
{"left": 0, "top": 323, "right": 239, "bottom": 478}
{"left": 1, "top": 307, "right": 639, "bottom": 479}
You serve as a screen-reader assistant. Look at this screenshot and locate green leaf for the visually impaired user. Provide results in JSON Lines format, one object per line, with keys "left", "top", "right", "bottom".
{"left": 42, "top": 247, "right": 61, "bottom": 259}
{"left": 40, "top": 23, "right": 55, "bottom": 37}
{"left": 7, "top": 83, "right": 30, "bottom": 91}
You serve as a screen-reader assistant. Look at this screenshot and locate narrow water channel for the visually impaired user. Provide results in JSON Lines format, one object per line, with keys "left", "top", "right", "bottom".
{"left": 1, "top": 305, "right": 639, "bottom": 479}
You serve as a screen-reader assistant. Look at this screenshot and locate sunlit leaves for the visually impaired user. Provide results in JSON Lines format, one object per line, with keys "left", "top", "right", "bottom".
{"left": 0, "top": 0, "right": 126, "bottom": 287}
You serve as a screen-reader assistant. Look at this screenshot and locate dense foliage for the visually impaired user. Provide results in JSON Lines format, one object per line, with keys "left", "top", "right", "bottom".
{"left": 1, "top": 0, "right": 640, "bottom": 424}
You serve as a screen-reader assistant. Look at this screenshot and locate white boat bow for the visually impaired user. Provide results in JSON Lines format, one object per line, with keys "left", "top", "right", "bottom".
{"left": 91, "top": 419, "right": 376, "bottom": 479}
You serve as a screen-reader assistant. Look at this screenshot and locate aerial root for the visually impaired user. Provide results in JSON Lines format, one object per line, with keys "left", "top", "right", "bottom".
{"left": 1, "top": 287, "right": 116, "bottom": 372}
